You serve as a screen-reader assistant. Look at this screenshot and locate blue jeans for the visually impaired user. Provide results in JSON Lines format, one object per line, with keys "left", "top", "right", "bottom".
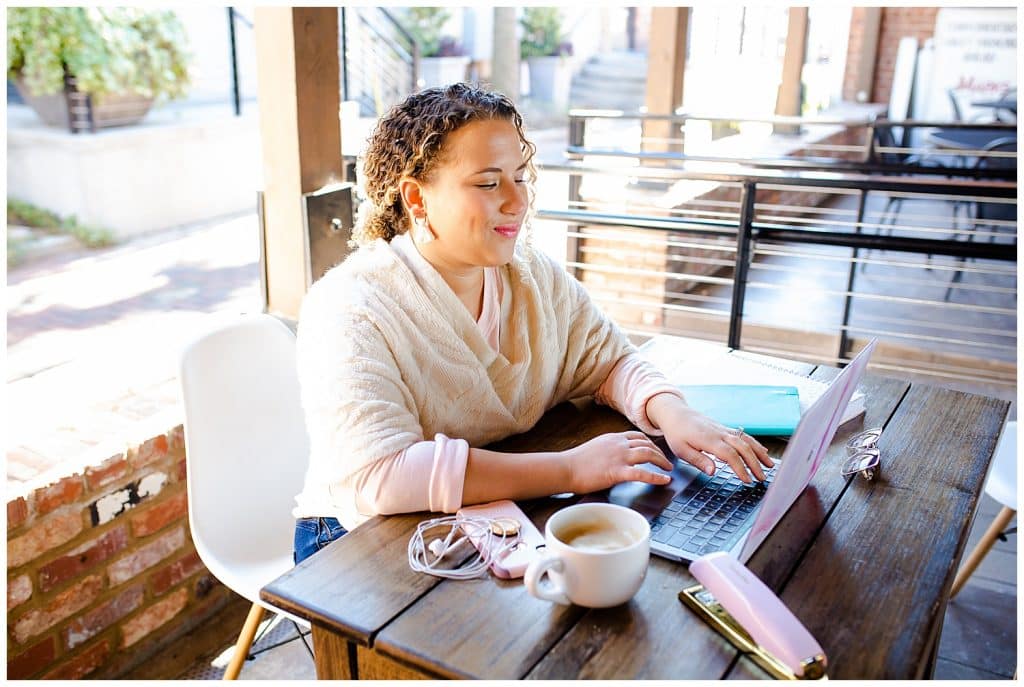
{"left": 294, "top": 517, "right": 348, "bottom": 564}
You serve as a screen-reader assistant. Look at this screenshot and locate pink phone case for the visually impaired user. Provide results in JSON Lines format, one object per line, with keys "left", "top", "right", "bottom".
{"left": 689, "top": 551, "right": 826, "bottom": 678}
{"left": 456, "top": 500, "right": 545, "bottom": 579}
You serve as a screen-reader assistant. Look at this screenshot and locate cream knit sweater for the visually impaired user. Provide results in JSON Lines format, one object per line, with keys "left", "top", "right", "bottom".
{"left": 293, "top": 235, "right": 635, "bottom": 526}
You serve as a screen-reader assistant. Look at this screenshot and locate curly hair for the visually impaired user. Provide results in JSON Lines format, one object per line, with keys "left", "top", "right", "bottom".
{"left": 352, "top": 83, "right": 538, "bottom": 246}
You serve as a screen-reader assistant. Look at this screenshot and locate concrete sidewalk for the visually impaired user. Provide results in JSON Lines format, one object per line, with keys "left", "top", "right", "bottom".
{"left": 6, "top": 211, "right": 263, "bottom": 492}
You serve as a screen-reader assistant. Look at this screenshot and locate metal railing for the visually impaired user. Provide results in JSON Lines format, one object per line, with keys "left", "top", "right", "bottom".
{"left": 535, "top": 119, "right": 1016, "bottom": 389}
{"left": 227, "top": 7, "right": 253, "bottom": 116}
{"left": 566, "top": 110, "right": 1017, "bottom": 180}
{"left": 341, "top": 7, "right": 417, "bottom": 117}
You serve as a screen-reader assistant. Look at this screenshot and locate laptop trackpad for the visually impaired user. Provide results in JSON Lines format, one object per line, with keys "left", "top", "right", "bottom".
{"left": 607, "top": 460, "right": 700, "bottom": 521}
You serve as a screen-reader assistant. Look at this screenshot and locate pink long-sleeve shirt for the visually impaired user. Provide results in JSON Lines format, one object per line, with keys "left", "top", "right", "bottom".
{"left": 349, "top": 263, "right": 684, "bottom": 517}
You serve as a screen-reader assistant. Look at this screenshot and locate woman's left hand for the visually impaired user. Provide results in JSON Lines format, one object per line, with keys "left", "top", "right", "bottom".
{"left": 646, "top": 392, "right": 773, "bottom": 483}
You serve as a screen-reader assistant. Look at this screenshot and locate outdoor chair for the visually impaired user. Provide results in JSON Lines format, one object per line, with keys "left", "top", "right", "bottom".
{"left": 178, "top": 313, "right": 313, "bottom": 679}
{"left": 944, "top": 137, "right": 1016, "bottom": 301}
{"left": 862, "top": 126, "right": 960, "bottom": 271}
{"left": 950, "top": 421, "right": 1016, "bottom": 598}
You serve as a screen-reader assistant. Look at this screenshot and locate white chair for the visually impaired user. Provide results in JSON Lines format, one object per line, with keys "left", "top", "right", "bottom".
{"left": 178, "top": 313, "right": 311, "bottom": 679}
{"left": 951, "top": 420, "right": 1017, "bottom": 598}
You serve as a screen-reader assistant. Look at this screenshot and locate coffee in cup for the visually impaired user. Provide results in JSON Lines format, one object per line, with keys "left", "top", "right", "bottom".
{"left": 556, "top": 520, "right": 640, "bottom": 552}
{"left": 524, "top": 503, "right": 650, "bottom": 608}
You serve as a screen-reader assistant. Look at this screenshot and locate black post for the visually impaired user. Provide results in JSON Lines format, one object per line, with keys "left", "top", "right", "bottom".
{"left": 837, "top": 189, "right": 869, "bottom": 363}
{"left": 566, "top": 116, "right": 587, "bottom": 277}
{"left": 627, "top": 8, "right": 637, "bottom": 51}
{"left": 728, "top": 181, "right": 757, "bottom": 350}
{"left": 228, "top": 7, "right": 241, "bottom": 116}
{"left": 340, "top": 8, "right": 349, "bottom": 102}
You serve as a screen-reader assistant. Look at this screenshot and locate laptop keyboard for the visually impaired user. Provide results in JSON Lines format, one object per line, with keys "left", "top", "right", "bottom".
{"left": 650, "top": 461, "right": 778, "bottom": 556}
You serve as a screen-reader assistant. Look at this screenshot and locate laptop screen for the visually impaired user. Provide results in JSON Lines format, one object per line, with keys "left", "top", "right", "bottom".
{"left": 738, "top": 339, "right": 878, "bottom": 562}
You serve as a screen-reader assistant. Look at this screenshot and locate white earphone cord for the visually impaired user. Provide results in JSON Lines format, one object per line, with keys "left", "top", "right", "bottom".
{"left": 407, "top": 515, "right": 521, "bottom": 580}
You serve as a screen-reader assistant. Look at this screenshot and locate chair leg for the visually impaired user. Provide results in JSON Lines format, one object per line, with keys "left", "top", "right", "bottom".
{"left": 863, "top": 197, "right": 901, "bottom": 273}
{"left": 951, "top": 506, "right": 1016, "bottom": 598}
{"left": 224, "top": 602, "right": 266, "bottom": 680}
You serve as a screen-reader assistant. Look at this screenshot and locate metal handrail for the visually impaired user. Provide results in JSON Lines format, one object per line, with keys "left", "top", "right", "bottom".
{"left": 539, "top": 161, "right": 1017, "bottom": 197}
{"left": 568, "top": 109, "right": 1019, "bottom": 130}
{"left": 342, "top": 7, "right": 418, "bottom": 114}
{"left": 536, "top": 157, "right": 1016, "bottom": 363}
{"left": 565, "top": 111, "right": 1017, "bottom": 180}
{"left": 536, "top": 208, "right": 1014, "bottom": 263}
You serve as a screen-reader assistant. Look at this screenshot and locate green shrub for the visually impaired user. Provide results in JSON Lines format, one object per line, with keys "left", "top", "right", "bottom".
{"left": 7, "top": 198, "right": 115, "bottom": 248}
{"left": 400, "top": 7, "right": 459, "bottom": 58}
{"left": 519, "top": 8, "right": 571, "bottom": 58}
{"left": 7, "top": 7, "right": 190, "bottom": 102}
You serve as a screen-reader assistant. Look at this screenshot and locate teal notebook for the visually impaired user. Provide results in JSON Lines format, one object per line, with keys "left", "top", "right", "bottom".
{"left": 678, "top": 385, "right": 801, "bottom": 436}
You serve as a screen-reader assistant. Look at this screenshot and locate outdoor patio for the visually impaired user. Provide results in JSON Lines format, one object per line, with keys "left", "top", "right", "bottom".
{"left": 6, "top": 5, "right": 1016, "bottom": 681}
{"left": 8, "top": 157, "right": 1016, "bottom": 682}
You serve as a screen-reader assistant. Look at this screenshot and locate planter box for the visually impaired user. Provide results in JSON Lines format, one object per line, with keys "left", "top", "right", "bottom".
{"left": 14, "top": 78, "right": 154, "bottom": 133}
{"left": 7, "top": 103, "right": 262, "bottom": 239}
{"left": 526, "top": 56, "right": 572, "bottom": 110}
{"left": 418, "top": 55, "right": 471, "bottom": 90}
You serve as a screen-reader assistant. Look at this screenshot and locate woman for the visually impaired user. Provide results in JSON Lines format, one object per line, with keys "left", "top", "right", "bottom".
{"left": 292, "top": 84, "right": 771, "bottom": 563}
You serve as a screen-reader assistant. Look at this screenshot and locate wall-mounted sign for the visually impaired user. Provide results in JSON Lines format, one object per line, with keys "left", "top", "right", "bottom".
{"left": 922, "top": 7, "right": 1016, "bottom": 121}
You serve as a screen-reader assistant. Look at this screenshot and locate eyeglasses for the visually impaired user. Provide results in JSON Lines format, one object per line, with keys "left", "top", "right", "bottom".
{"left": 842, "top": 427, "right": 882, "bottom": 481}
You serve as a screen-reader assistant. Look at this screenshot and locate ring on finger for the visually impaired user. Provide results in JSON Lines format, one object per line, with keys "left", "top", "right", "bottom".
{"left": 729, "top": 426, "right": 745, "bottom": 437}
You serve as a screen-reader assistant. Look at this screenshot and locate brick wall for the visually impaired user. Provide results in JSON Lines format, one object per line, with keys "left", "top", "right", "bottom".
{"left": 6, "top": 425, "right": 237, "bottom": 679}
{"left": 872, "top": 7, "right": 940, "bottom": 105}
{"left": 842, "top": 7, "right": 940, "bottom": 104}
{"left": 842, "top": 8, "right": 874, "bottom": 102}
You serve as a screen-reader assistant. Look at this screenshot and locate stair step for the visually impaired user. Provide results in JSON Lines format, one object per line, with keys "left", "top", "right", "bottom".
{"left": 577, "top": 61, "right": 647, "bottom": 82}
{"left": 566, "top": 50, "right": 649, "bottom": 111}
{"left": 571, "top": 74, "right": 646, "bottom": 94}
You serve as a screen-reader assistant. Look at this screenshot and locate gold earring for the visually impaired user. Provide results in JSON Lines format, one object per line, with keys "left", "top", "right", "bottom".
{"left": 413, "top": 214, "right": 435, "bottom": 244}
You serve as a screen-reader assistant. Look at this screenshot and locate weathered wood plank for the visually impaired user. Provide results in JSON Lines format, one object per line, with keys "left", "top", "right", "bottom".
{"left": 763, "top": 383, "right": 1008, "bottom": 679}
{"left": 528, "top": 367, "right": 909, "bottom": 679}
{"left": 356, "top": 644, "right": 436, "bottom": 680}
{"left": 310, "top": 624, "right": 354, "bottom": 679}
{"left": 373, "top": 543, "right": 587, "bottom": 678}
{"left": 261, "top": 512, "right": 440, "bottom": 646}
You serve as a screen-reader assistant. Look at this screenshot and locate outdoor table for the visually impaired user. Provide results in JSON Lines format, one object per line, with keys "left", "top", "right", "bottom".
{"left": 261, "top": 335, "right": 1009, "bottom": 680}
{"left": 971, "top": 96, "right": 1017, "bottom": 116}
{"left": 929, "top": 127, "right": 1017, "bottom": 152}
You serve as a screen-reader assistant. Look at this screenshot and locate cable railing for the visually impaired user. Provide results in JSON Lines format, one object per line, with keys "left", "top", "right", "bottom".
{"left": 341, "top": 7, "right": 417, "bottom": 117}
{"left": 566, "top": 109, "right": 1017, "bottom": 181}
{"left": 534, "top": 131, "right": 1016, "bottom": 391}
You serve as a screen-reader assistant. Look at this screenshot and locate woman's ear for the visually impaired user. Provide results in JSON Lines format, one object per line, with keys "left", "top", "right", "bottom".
{"left": 398, "top": 177, "right": 426, "bottom": 217}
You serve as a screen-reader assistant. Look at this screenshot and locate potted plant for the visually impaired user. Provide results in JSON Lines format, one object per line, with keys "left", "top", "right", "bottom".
{"left": 7, "top": 7, "right": 190, "bottom": 132}
{"left": 400, "top": 7, "right": 469, "bottom": 90}
{"left": 519, "top": 7, "right": 573, "bottom": 108}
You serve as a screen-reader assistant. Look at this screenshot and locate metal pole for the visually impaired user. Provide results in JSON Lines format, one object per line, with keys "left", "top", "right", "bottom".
{"left": 340, "top": 8, "right": 349, "bottom": 102}
{"left": 566, "top": 116, "right": 586, "bottom": 277}
{"left": 728, "top": 181, "right": 756, "bottom": 350}
{"left": 838, "top": 189, "right": 869, "bottom": 363}
{"left": 228, "top": 7, "right": 241, "bottom": 116}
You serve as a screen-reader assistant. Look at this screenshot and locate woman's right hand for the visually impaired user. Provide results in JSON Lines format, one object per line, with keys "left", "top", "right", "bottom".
{"left": 565, "top": 431, "right": 675, "bottom": 494}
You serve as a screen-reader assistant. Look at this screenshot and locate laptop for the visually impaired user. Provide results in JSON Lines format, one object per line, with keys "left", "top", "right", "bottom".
{"left": 587, "top": 338, "right": 878, "bottom": 564}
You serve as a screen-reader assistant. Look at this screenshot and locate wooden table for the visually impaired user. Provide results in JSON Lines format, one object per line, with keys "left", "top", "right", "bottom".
{"left": 928, "top": 127, "right": 1016, "bottom": 152}
{"left": 971, "top": 96, "right": 1017, "bottom": 117}
{"left": 262, "top": 336, "right": 1008, "bottom": 680}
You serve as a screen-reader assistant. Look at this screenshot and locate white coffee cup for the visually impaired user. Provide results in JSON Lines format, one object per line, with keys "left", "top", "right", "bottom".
{"left": 524, "top": 502, "right": 650, "bottom": 608}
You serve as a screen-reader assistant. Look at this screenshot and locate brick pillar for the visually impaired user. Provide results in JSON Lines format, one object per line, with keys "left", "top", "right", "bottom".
{"left": 873, "top": 7, "right": 939, "bottom": 105}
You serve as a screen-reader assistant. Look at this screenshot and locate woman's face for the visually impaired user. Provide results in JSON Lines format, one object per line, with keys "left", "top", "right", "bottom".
{"left": 415, "top": 118, "right": 530, "bottom": 272}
